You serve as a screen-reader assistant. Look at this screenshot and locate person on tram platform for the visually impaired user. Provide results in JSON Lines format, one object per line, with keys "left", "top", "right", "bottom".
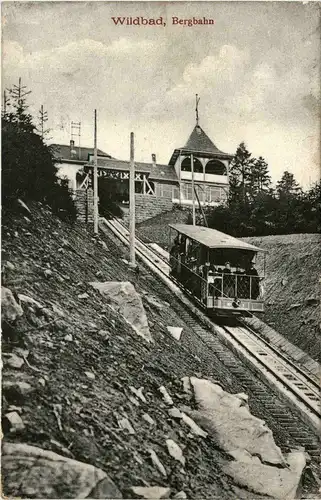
{"left": 201, "top": 261, "right": 211, "bottom": 279}
{"left": 222, "top": 261, "right": 235, "bottom": 297}
{"left": 234, "top": 266, "right": 245, "bottom": 298}
{"left": 211, "top": 265, "right": 223, "bottom": 298}
{"left": 222, "top": 262, "right": 232, "bottom": 274}
{"left": 245, "top": 263, "right": 260, "bottom": 299}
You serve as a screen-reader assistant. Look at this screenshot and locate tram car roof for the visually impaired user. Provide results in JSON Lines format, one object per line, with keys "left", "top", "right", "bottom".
{"left": 169, "top": 224, "right": 266, "bottom": 252}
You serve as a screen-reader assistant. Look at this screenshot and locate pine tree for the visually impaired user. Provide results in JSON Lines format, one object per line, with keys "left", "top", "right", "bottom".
{"left": 276, "top": 171, "right": 302, "bottom": 198}
{"left": 2, "top": 90, "right": 10, "bottom": 117}
{"left": 2, "top": 79, "right": 76, "bottom": 221}
{"left": 38, "top": 104, "right": 50, "bottom": 139}
{"left": 248, "top": 156, "right": 271, "bottom": 199}
{"left": 229, "top": 142, "right": 254, "bottom": 205}
{"left": 7, "top": 77, "right": 33, "bottom": 131}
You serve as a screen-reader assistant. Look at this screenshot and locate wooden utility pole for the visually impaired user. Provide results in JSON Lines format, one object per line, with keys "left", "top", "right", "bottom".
{"left": 191, "top": 154, "right": 196, "bottom": 225}
{"left": 129, "top": 132, "right": 136, "bottom": 267}
{"left": 178, "top": 150, "right": 182, "bottom": 205}
{"left": 3, "top": 90, "right": 8, "bottom": 115}
{"left": 93, "top": 109, "right": 98, "bottom": 235}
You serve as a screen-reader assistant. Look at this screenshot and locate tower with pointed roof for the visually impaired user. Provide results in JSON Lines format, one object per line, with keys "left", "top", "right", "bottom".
{"left": 168, "top": 108, "right": 232, "bottom": 207}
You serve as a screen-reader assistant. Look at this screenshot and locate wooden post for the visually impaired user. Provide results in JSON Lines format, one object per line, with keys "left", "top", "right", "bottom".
{"left": 178, "top": 151, "right": 182, "bottom": 205}
{"left": 93, "top": 109, "right": 98, "bottom": 234}
{"left": 191, "top": 154, "right": 196, "bottom": 225}
{"left": 129, "top": 132, "right": 136, "bottom": 267}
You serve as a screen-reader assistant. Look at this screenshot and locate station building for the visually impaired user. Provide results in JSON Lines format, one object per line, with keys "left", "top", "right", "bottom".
{"left": 53, "top": 123, "right": 232, "bottom": 223}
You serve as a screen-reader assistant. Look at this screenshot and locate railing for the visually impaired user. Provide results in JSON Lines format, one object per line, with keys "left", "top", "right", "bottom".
{"left": 208, "top": 273, "right": 264, "bottom": 301}
{"left": 169, "top": 253, "right": 264, "bottom": 302}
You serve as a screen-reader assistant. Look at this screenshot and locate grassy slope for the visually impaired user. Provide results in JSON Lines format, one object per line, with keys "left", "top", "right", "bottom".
{"left": 137, "top": 210, "right": 321, "bottom": 362}
{"left": 2, "top": 203, "right": 252, "bottom": 499}
{"left": 245, "top": 234, "right": 321, "bottom": 362}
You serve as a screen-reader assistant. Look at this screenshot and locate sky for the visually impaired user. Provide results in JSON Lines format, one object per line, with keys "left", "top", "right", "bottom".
{"left": 2, "top": 1, "right": 320, "bottom": 187}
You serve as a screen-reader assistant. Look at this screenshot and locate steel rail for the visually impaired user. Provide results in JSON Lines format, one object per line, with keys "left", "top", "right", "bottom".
{"left": 100, "top": 216, "right": 321, "bottom": 429}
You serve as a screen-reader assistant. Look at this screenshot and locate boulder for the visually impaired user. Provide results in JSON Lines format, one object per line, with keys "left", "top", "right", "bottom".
{"left": 143, "top": 294, "right": 167, "bottom": 311}
{"left": 2, "top": 287, "right": 24, "bottom": 322}
{"left": 222, "top": 450, "right": 306, "bottom": 499}
{"left": 167, "top": 326, "right": 183, "bottom": 341}
{"left": 2, "top": 442, "right": 122, "bottom": 499}
{"left": 3, "top": 380, "right": 34, "bottom": 403}
{"left": 168, "top": 407, "right": 183, "bottom": 420}
{"left": 18, "top": 293, "right": 43, "bottom": 310}
{"left": 130, "top": 386, "right": 147, "bottom": 403}
{"left": 118, "top": 417, "right": 135, "bottom": 435}
{"left": 159, "top": 386, "right": 174, "bottom": 405}
{"left": 149, "top": 449, "right": 167, "bottom": 477}
{"left": 173, "top": 492, "right": 187, "bottom": 499}
{"left": 130, "top": 486, "right": 171, "bottom": 499}
{"left": 189, "top": 377, "right": 286, "bottom": 466}
{"left": 142, "top": 413, "right": 155, "bottom": 426}
{"left": 90, "top": 282, "right": 153, "bottom": 343}
{"left": 6, "top": 354, "right": 24, "bottom": 369}
{"left": 3, "top": 411, "right": 25, "bottom": 433}
{"left": 166, "top": 439, "right": 185, "bottom": 466}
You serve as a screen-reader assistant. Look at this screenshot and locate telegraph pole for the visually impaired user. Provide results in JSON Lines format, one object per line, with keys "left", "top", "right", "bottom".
{"left": 129, "top": 132, "right": 136, "bottom": 267}
{"left": 93, "top": 109, "right": 98, "bottom": 235}
{"left": 191, "top": 154, "right": 196, "bottom": 225}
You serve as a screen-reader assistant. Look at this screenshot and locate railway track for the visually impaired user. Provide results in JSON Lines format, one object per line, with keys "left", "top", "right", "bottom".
{"left": 100, "top": 216, "right": 321, "bottom": 459}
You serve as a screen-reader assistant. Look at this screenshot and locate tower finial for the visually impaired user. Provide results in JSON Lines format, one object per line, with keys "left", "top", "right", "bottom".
{"left": 195, "top": 94, "right": 200, "bottom": 126}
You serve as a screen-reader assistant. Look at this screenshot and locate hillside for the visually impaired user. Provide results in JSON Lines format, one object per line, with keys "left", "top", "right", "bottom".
{"left": 137, "top": 211, "right": 321, "bottom": 362}
{"left": 2, "top": 203, "right": 266, "bottom": 499}
{"left": 136, "top": 208, "right": 190, "bottom": 250}
{"left": 3, "top": 203, "right": 319, "bottom": 499}
{"left": 244, "top": 234, "right": 321, "bottom": 362}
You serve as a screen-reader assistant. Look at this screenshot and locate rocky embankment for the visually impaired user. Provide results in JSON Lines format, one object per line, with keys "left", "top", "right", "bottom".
{"left": 1, "top": 202, "right": 312, "bottom": 499}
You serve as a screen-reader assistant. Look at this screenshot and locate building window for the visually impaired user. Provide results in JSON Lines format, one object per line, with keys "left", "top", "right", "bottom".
{"left": 156, "top": 183, "right": 175, "bottom": 199}
{"left": 181, "top": 157, "right": 203, "bottom": 173}
{"left": 205, "top": 160, "right": 227, "bottom": 175}
{"left": 180, "top": 182, "right": 228, "bottom": 203}
{"left": 181, "top": 183, "right": 193, "bottom": 200}
{"left": 173, "top": 186, "right": 179, "bottom": 199}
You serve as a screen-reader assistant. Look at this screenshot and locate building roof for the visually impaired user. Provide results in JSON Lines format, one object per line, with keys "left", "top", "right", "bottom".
{"left": 184, "top": 125, "right": 226, "bottom": 154}
{"left": 86, "top": 158, "right": 178, "bottom": 183}
{"left": 169, "top": 125, "right": 233, "bottom": 166}
{"left": 169, "top": 224, "right": 266, "bottom": 252}
{"left": 51, "top": 144, "right": 112, "bottom": 163}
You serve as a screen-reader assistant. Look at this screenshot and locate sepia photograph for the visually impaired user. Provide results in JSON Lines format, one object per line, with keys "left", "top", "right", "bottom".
{"left": 2, "top": 1, "right": 321, "bottom": 499}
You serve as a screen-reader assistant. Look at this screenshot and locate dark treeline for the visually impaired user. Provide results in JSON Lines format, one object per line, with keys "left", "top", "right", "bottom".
{"left": 206, "top": 142, "right": 320, "bottom": 236}
{"left": 2, "top": 79, "right": 76, "bottom": 221}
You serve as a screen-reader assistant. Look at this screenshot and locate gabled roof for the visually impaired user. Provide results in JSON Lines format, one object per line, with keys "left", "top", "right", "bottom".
{"left": 169, "top": 224, "right": 266, "bottom": 252}
{"left": 169, "top": 125, "right": 233, "bottom": 166}
{"left": 85, "top": 158, "right": 178, "bottom": 183}
{"left": 51, "top": 144, "right": 112, "bottom": 163}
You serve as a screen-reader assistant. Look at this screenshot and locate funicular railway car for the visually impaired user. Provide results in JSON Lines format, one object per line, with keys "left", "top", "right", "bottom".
{"left": 169, "top": 224, "right": 266, "bottom": 316}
